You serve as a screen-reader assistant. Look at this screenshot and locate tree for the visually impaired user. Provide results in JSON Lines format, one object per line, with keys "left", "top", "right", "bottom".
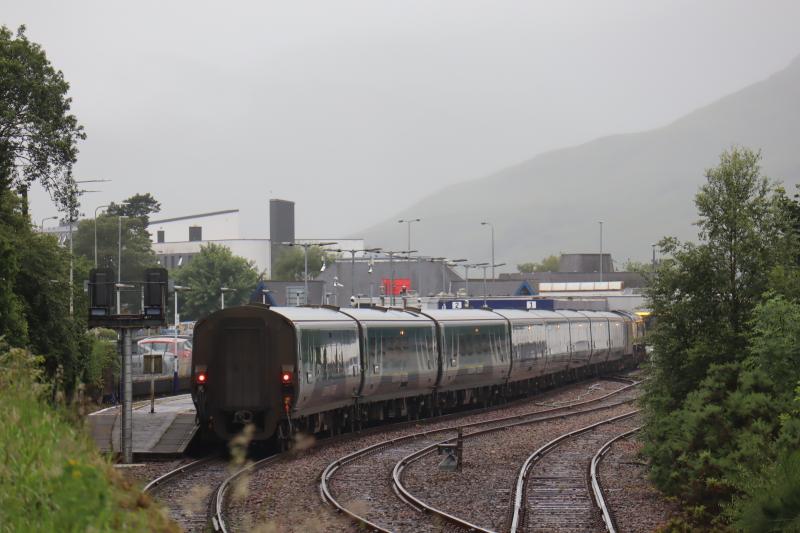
{"left": 72, "top": 214, "right": 158, "bottom": 282}
{"left": 173, "top": 243, "right": 259, "bottom": 320}
{"left": 643, "top": 147, "right": 799, "bottom": 524}
{"left": 621, "top": 259, "right": 650, "bottom": 273}
{"left": 106, "top": 193, "right": 160, "bottom": 236}
{"left": 517, "top": 254, "right": 559, "bottom": 273}
{"left": 272, "top": 245, "right": 336, "bottom": 281}
{"left": 0, "top": 26, "right": 85, "bottom": 212}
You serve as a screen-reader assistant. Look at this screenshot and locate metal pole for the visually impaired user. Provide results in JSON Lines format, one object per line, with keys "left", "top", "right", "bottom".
{"left": 121, "top": 328, "right": 133, "bottom": 463}
{"left": 599, "top": 221, "right": 604, "bottom": 282}
{"left": 174, "top": 291, "right": 179, "bottom": 394}
{"left": 389, "top": 252, "right": 395, "bottom": 306}
{"left": 491, "top": 225, "right": 495, "bottom": 280}
{"left": 483, "top": 266, "right": 488, "bottom": 307}
{"left": 464, "top": 265, "right": 470, "bottom": 297}
{"left": 441, "top": 260, "right": 446, "bottom": 295}
{"left": 69, "top": 217, "right": 74, "bottom": 316}
{"left": 652, "top": 244, "right": 656, "bottom": 273}
{"left": 94, "top": 205, "right": 109, "bottom": 268}
{"left": 304, "top": 245, "right": 309, "bottom": 305}
{"left": 117, "top": 216, "right": 122, "bottom": 314}
{"left": 221, "top": 290, "right": 225, "bottom": 309}
{"left": 351, "top": 251, "right": 356, "bottom": 304}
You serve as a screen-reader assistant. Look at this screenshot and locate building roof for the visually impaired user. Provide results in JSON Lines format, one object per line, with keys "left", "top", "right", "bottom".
{"left": 149, "top": 209, "right": 238, "bottom": 225}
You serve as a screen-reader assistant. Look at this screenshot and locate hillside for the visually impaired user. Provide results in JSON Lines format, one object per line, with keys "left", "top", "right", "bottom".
{"left": 360, "top": 56, "right": 800, "bottom": 266}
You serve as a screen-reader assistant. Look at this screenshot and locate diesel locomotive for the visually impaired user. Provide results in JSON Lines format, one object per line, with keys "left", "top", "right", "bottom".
{"left": 190, "top": 304, "right": 645, "bottom": 443}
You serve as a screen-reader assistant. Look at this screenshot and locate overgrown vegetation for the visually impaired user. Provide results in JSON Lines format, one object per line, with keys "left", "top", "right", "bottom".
{"left": 0, "top": 343, "right": 177, "bottom": 532}
{"left": 0, "top": 26, "right": 179, "bottom": 531}
{"left": 644, "top": 147, "right": 800, "bottom": 530}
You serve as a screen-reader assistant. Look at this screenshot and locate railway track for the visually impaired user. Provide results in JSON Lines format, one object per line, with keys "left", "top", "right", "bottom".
{"left": 320, "top": 379, "right": 642, "bottom": 533}
{"left": 143, "top": 455, "right": 232, "bottom": 532}
{"left": 590, "top": 426, "right": 643, "bottom": 533}
{"left": 508, "top": 410, "right": 643, "bottom": 533}
{"left": 144, "top": 374, "right": 642, "bottom": 532}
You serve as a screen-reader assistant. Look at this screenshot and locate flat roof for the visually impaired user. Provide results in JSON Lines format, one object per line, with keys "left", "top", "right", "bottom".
{"left": 149, "top": 209, "right": 238, "bottom": 225}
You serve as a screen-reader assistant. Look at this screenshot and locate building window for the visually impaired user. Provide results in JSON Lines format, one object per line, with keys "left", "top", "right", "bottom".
{"left": 157, "top": 230, "right": 165, "bottom": 243}
{"left": 189, "top": 226, "right": 202, "bottom": 242}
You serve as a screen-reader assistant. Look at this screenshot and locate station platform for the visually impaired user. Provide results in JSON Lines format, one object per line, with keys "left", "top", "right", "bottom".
{"left": 88, "top": 394, "right": 197, "bottom": 457}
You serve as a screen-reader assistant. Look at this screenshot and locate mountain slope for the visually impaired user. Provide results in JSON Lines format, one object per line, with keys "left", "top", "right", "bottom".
{"left": 360, "top": 56, "right": 800, "bottom": 267}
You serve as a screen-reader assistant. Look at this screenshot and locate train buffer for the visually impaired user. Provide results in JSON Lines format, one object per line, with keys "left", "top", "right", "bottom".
{"left": 87, "top": 394, "right": 197, "bottom": 458}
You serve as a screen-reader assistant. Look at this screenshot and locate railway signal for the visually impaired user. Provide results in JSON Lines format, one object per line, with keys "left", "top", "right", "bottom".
{"left": 86, "top": 268, "right": 169, "bottom": 464}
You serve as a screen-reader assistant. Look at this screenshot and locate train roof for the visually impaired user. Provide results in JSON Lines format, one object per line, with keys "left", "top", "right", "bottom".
{"left": 420, "top": 308, "right": 507, "bottom": 322}
{"left": 490, "top": 309, "right": 563, "bottom": 321}
{"left": 339, "top": 308, "right": 432, "bottom": 323}
{"left": 268, "top": 306, "right": 357, "bottom": 323}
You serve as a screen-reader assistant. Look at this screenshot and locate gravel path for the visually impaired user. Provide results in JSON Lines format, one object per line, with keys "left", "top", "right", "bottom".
{"left": 225, "top": 378, "right": 631, "bottom": 532}
{"left": 599, "top": 434, "right": 680, "bottom": 532}
{"left": 401, "top": 399, "right": 640, "bottom": 531}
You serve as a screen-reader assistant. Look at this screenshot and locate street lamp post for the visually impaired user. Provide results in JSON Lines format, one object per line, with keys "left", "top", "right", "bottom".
{"left": 220, "top": 287, "right": 235, "bottom": 309}
{"left": 463, "top": 262, "right": 488, "bottom": 298}
{"left": 281, "top": 241, "right": 337, "bottom": 305}
{"left": 436, "top": 258, "right": 466, "bottom": 296}
{"left": 599, "top": 221, "right": 604, "bottom": 282}
{"left": 481, "top": 262, "right": 506, "bottom": 308}
{"left": 383, "top": 250, "right": 416, "bottom": 306}
{"left": 94, "top": 205, "right": 110, "bottom": 267}
{"left": 40, "top": 215, "right": 57, "bottom": 232}
{"left": 398, "top": 219, "right": 421, "bottom": 282}
{"left": 481, "top": 222, "right": 496, "bottom": 279}
{"left": 117, "top": 216, "right": 127, "bottom": 314}
{"left": 334, "top": 247, "right": 381, "bottom": 305}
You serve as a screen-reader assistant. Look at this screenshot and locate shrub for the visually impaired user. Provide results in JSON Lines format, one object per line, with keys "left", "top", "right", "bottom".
{"left": 0, "top": 343, "right": 178, "bottom": 532}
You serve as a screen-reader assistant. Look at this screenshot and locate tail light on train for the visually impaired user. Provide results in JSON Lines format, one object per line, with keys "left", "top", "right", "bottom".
{"left": 196, "top": 371, "right": 208, "bottom": 384}
{"left": 280, "top": 371, "right": 294, "bottom": 414}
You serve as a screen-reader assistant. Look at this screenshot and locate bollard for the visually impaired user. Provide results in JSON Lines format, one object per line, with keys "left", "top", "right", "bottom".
{"left": 150, "top": 375, "right": 155, "bottom": 413}
{"left": 456, "top": 427, "right": 463, "bottom": 471}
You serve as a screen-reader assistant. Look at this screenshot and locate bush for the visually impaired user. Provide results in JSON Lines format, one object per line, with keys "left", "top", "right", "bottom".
{"left": 0, "top": 343, "right": 178, "bottom": 532}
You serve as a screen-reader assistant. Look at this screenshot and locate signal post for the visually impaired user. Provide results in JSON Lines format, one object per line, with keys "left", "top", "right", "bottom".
{"left": 87, "top": 268, "right": 169, "bottom": 463}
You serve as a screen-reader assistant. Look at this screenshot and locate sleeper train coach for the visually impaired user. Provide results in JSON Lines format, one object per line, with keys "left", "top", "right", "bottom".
{"left": 191, "top": 305, "right": 645, "bottom": 443}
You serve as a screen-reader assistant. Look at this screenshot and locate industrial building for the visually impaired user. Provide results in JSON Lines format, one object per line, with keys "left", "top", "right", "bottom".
{"left": 148, "top": 199, "right": 365, "bottom": 277}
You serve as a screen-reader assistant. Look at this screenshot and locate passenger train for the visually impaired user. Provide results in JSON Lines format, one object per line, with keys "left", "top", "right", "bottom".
{"left": 190, "top": 304, "right": 645, "bottom": 443}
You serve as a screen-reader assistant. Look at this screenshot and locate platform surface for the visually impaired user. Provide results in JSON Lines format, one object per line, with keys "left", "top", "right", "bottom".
{"left": 88, "top": 394, "right": 197, "bottom": 456}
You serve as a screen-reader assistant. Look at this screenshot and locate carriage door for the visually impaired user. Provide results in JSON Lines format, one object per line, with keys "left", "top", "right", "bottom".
{"left": 222, "top": 321, "right": 266, "bottom": 408}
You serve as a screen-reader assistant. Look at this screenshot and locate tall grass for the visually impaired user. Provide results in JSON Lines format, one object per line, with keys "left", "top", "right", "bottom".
{"left": 0, "top": 343, "right": 178, "bottom": 532}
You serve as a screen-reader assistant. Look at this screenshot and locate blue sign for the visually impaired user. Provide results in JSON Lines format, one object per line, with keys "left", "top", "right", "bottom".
{"left": 440, "top": 298, "right": 554, "bottom": 310}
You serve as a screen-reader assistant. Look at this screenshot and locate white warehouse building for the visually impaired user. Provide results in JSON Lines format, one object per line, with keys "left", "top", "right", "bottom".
{"left": 147, "top": 203, "right": 365, "bottom": 278}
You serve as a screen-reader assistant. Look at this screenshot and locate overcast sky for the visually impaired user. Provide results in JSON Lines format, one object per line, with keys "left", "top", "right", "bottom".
{"left": 8, "top": 0, "right": 800, "bottom": 240}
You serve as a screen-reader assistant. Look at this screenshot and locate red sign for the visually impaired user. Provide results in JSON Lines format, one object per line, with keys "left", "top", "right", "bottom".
{"left": 381, "top": 278, "right": 411, "bottom": 295}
